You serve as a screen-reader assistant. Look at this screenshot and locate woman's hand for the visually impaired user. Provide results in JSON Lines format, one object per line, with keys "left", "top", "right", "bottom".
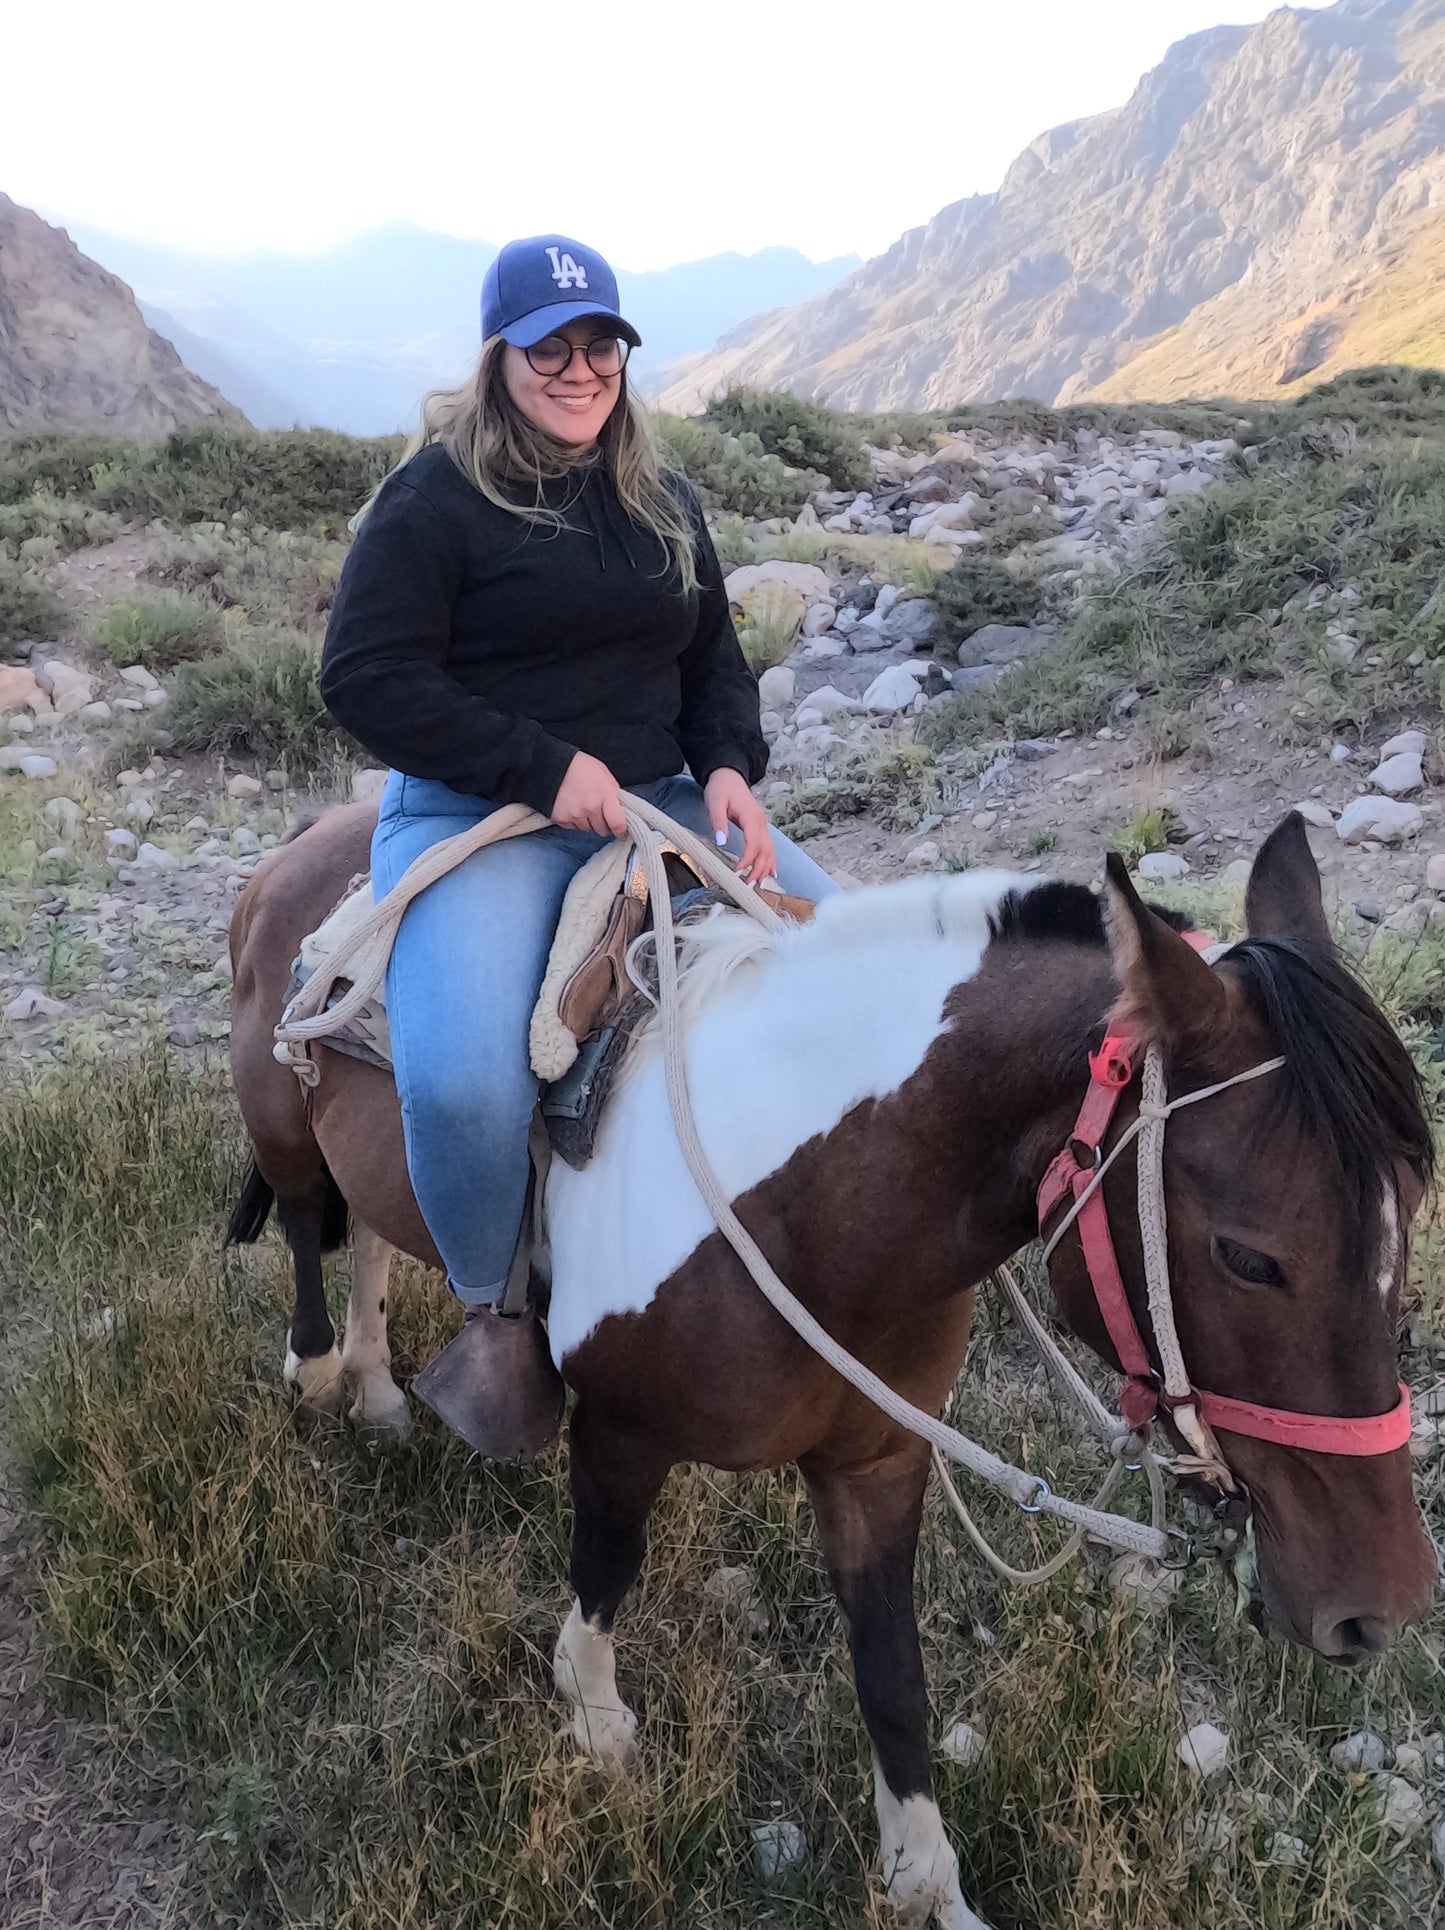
{"left": 551, "top": 751, "right": 628, "bottom": 838}
{"left": 704, "top": 768, "right": 776, "bottom": 884}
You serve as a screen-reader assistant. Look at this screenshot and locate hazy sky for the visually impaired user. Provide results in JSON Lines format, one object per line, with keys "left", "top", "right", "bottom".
{"left": 7, "top": 0, "right": 1329, "bottom": 269}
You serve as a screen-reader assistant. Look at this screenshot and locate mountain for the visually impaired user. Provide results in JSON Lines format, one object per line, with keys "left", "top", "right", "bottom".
{"left": 0, "top": 194, "right": 242, "bottom": 435}
{"left": 65, "top": 223, "right": 861, "bottom": 435}
{"left": 661, "top": 0, "right": 1445, "bottom": 413}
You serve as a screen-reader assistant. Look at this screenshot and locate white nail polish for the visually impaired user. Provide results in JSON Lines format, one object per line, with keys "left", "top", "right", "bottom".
{"left": 715, "top": 830, "right": 727, "bottom": 845}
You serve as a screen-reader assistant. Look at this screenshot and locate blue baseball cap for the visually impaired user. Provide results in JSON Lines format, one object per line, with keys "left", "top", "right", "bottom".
{"left": 481, "top": 235, "right": 641, "bottom": 350}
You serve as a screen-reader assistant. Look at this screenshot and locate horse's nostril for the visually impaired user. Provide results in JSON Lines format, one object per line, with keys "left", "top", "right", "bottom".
{"left": 1313, "top": 1610, "right": 1394, "bottom": 1660}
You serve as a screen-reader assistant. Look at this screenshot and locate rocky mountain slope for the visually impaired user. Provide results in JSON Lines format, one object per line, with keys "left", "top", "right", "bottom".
{"left": 663, "top": 0, "right": 1445, "bottom": 412}
{"left": 0, "top": 195, "right": 242, "bottom": 435}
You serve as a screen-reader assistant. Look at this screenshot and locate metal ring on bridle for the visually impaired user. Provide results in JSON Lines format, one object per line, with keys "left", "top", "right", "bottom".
{"left": 1018, "top": 1476, "right": 1051, "bottom": 1514}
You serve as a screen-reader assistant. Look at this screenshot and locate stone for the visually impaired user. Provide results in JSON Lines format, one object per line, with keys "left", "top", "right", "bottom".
{"left": 1385, "top": 903, "right": 1428, "bottom": 936}
{"left": 801, "top": 599, "right": 836, "bottom": 637}
{"left": 18, "top": 753, "right": 57, "bottom": 779}
{"left": 1379, "top": 729, "right": 1428, "bottom": 760}
{"left": 1177, "top": 1723, "right": 1229, "bottom": 1778}
{"left": 226, "top": 773, "right": 264, "bottom": 799}
{"left": 5, "top": 711, "right": 34, "bottom": 734}
{"left": 1427, "top": 854, "right": 1445, "bottom": 892}
{"left": 757, "top": 666, "right": 796, "bottom": 711}
{"left": 1354, "top": 900, "right": 1384, "bottom": 924}
{"left": 232, "top": 828, "right": 262, "bottom": 856}
{"left": 799, "top": 685, "right": 859, "bottom": 719}
{"left": 351, "top": 768, "right": 388, "bottom": 806}
{"left": 105, "top": 828, "right": 137, "bottom": 854}
{"left": 971, "top": 810, "right": 998, "bottom": 832}
{"left": 1164, "top": 467, "right": 1209, "bottom": 498}
{"left": 1379, "top": 1775, "right": 1426, "bottom": 1836}
{"left": 113, "top": 697, "right": 144, "bottom": 712}
{"left": 881, "top": 597, "right": 938, "bottom": 648}
{"left": 40, "top": 659, "right": 94, "bottom": 716}
{"left": 751, "top": 1821, "right": 806, "bottom": 1881}
{"left": 941, "top": 1721, "right": 987, "bottom": 1769}
{"left": 124, "top": 796, "right": 155, "bottom": 825}
{"left": 1337, "top": 797, "right": 1424, "bottom": 845}
{"left": 1392, "top": 1744, "right": 1426, "bottom": 1782}
{"left": 723, "top": 561, "right": 831, "bottom": 608}
{"left": 963, "top": 623, "right": 1054, "bottom": 666}
{"left": 950, "top": 665, "right": 999, "bottom": 694}
{"left": 5, "top": 986, "right": 66, "bottom": 1021}
{"left": 133, "top": 842, "right": 177, "bottom": 869}
{"left": 1432, "top": 1815, "right": 1445, "bottom": 1874}
{"left": 43, "top": 796, "right": 83, "bottom": 838}
{"left": 78, "top": 700, "right": 113, "bottom": 724}
{"left": 119, "top": 664, "right": 160, "bottom": 690}
{"left": 1266, "top": 1832, "right": 1307, "bottom": 1867}
{"left": 703, "top": 1564, "right": 770, "bottom": 1633}
{"left": 1293, "top": 800, "right": 1334, "bottom": 828}
{"left": 1137, "top": 852, "right": 1190, "bottom": 880}
{"left": 1369, "top": 751, "right": 1424, "bottom": 796}
{"left": 265, "top": 769, "right": 287, "bottom": 792}
{"left": 1329, "top": 742, "right": 1353, "bottom": 762}
{"left": 1330, "top": 1731, "right": 1387, "bottom": 1774}
{"left": 862, "top": 664, "right": 922, "bottom": 713}
{"left": 0, "top": 664, "right": 50, "bottom": 716}
{"left": 905, "top": 841, "right": 941, "bottom": 869}
{"left": 848, "top": 615, "right": 893, "bottom": 654}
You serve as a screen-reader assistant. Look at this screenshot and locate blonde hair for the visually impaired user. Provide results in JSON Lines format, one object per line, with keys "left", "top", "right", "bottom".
{"left": 377, "top": 338, "right": 698, "bottom": 593}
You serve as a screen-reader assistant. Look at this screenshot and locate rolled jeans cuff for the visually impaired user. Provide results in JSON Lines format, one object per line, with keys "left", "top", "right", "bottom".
{"left": 450, "top": 1277, "right": 508, "bottom": 1310}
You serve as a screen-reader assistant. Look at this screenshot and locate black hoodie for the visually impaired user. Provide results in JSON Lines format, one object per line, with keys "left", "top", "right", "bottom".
{"left": 319, "top": 443, "right": 767, "bottom": 816}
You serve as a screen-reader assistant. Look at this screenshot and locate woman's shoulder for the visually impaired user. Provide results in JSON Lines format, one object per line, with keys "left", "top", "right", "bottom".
{"left": 384, "top": 441, "right": 469, "bottom": 508}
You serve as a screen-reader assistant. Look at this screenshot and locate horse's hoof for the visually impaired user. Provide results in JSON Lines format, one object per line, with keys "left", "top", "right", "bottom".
{"left": 568, "top": 1702, "right": 638, "bottom": 1768}
{"left": 412, "top": 1307, "right": 564, "bottom": 1461}
{"left": 349, "top": 1373, "right": 412, "bottom": 1444}
{"left": 285, "top": 1342, "right": 346, "bottom": 1418}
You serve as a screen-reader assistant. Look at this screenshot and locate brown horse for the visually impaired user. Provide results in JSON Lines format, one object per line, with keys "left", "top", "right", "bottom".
{"left": 227, "top": 808, "right": 1436, "bottom": 1930}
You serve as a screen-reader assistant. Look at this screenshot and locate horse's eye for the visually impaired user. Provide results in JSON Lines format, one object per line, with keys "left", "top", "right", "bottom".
{"left": 1213, "top": 1236, "right": 1287, "bottom": 1290}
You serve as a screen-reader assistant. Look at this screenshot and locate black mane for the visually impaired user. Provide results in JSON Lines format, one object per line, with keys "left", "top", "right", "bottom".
{"left": 991, "top": 883, "right": 1434, "bottom": 1199}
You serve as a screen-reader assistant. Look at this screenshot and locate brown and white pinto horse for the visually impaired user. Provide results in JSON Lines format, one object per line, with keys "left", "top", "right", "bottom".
{"left": 227, "top": 809, "right": 1436, "bottom": 1930}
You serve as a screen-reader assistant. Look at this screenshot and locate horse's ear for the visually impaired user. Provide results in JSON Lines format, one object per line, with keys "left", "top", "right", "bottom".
{"left": 1245, "top": 812, "right": 1332, "bottom": 952}
{"left": 1103, "top": 852, "right": 1228, "bottom": 1050}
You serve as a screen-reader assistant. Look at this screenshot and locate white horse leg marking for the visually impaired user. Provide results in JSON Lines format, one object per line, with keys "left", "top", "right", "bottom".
{"left": 874, "top": 1755, "right": 991, "bottom": 1930}
{"left": 341, "top": 1223, "right": 410, "bottom": 1437}
{"left": 284, "top": 1333, "right": 345, "bottom": 1412}
{"left": 554, "top": 1598, "right": 638, "bottom": 1766}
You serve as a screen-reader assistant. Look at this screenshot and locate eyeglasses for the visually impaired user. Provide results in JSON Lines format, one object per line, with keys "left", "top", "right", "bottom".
{"left": 523, "top": 334, "right": 631, "bottom": 378}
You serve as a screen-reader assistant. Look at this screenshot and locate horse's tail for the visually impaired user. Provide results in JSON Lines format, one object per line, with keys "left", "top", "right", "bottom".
{"left": 225, "top": 1159, "right": 276, "bottom": 1245}
{"left": 224, "top": 1156, "right": 350, "bottom": 1252}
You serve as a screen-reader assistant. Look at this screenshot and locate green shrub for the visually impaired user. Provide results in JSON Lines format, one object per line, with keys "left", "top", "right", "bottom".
{"left": 737, "top": 601, "right": 801, "bottom": 672}
{"left": 936, "top": 555, "right": 1047, "bottom": 653}
{"left": 655, "top": 416, "right": 824, "bottom": 519}
{"left": 0, "top": 429, "right": 399, "bottom": 534}
{"left": 148, "top": 521, "right": 345, "bottom": 634}
{"left": 701, "top": 389, "right": 870, "bottom": 491}
{"left": 163, "top": 635, "right": 355, "bottom": 771}
{"left": 0, "top": 491, "right": 122, "bottom": 558}
{"left": 93, "top": 591, "right": 222, "bottom": 669}
{"left": 0, "top": 551, "right": 65, "bottom": 648}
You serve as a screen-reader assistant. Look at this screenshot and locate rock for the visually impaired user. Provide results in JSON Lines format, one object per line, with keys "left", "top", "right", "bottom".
{"left": 757, "top": 666, "right": 796, "bottom": 711}
{"left": 1378, "top": 1775, "right": 1426, "bottom": 1836}
{"left": 1354, "top": 900, "right": 1383, "bottom": 924}
{"left": 941, "top": 1720, "right": 987, "bottom": 1769}
{"left": 105, "top": 827, "right": 137, "bottom": 854}
{"left": 972, "top": 810, "right": 998, "bottom": 833}
{"left": 232, "top": 828, "right": 262, "bottom": 856}
{"left": 4, "top": 986, "right": 66, "bottom": 1021}
{"left": 1293, "top": 799, "right": 1334, "bottom": 828}
{"left": 1392, "top": 1744, "right": 1426, "bottom": 1782}
{"left": 18, "top": 753, "right": 57, "bottom": 779}
{"left": 351, "top": 768, "right": 388, "bottom": 806}
{"left": 168, "top": 1020, "right": 201, "bottom": 1048}
{"left": 78, "top": 700, "right": 113, "bottom": 724}
{"left": 847, "top": 615, "right": 893, "bottom": 654}
{"left": 124, "top": 795, "right": 155, "bottom": 825}
{"left": 133, "top": 842, "right": 177, "bottom": 869}
{"left": 1137, "top": 852, "right": 1190, "bottom": 880}
{"left": 1014, "top": 738, "right": 1056, "bottom": 761}
{"left": 964, "top": 623, "right": 1054, "bottom": 666}
{"left": 42, "top": 795, "right": 83, "bottom": 838}
{"left": 1337, "top": 797, "right": 1424, "bottom": 845}
{"left": 801, "top": 599, "right": 836, "bottom": 637}
{"left": 1380, "top": 729, "right": 1428, "bottom": 760}
{"left": 112, "top": 697, "right": 144, "bottom": 713}
{"left": 226, "top": 773, "right": 263, "bottom": 799}
{"left": 40, "top": 659, "right": 94, "bottom": 716}
{"left": 1369, "top": 751, "right": 1424, "bottom": 796}
{"left": 800, "top": 684, "right": 859, "bottom": 719}
{"left": 905, "top": 841, "right": 941, "bottom": 869}
{"left": 1329, "top": 742, "right": 1353, "bottom": 762}
{"left": 265, "top": 769, "right": 287, "bottom": 791}
{"left": 1426, "top": 854, "right": 1445, "bottom": 892}
{"left": 723, "top": 561, "right": 831, "bottom": 608}
{"left": 1330, "top": 1731, "right": 1387, "bottom": 1774}
{"left": 1178, "top": 1723, "right": 1230, "bottom": 1778}
{"left": 5, "top": 711, "right": 34, "bottom": 734}
{"left": 881, "top": 597, "right": 938, "bottom": 648}
{"left": 703, "top": 1564, "right": 770, "bottom": 1633}
{"left": 1384, "top": 903, "right": 1428, "bottom": 936}
{"left": 832, "top": 607, "right": 860, "bottom": 639}
{"left": 1266, "top": 1832, "right": 1307, "bottom": 1867}
{"left": 862, "top": 664, "right": 922, "bottom": 713}
{"left": 950, "top": 665, "right": 1000, "bottom": 694}
{"left": 1432, "top": 1815, "right": 1445, "bottom": 1875}
{"left": 751, "top": 1821, "right": 806, "bottom": 1881}
{"left": 0, "top": 665, "right": 49, "bottom": 716}
{"left": 1164, "top": 468, "right": 1209, "bottom": 498}
{"left": 118, "top": 664, "right": 159, "bottom": 690}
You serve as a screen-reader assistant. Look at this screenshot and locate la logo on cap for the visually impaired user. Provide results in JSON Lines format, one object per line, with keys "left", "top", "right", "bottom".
{"left": 545, "top": 245, "right": 589, "bottom": 291}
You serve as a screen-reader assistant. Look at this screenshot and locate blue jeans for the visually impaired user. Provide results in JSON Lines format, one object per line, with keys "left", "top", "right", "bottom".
{"left": 372, "top": 770, "right": 839, "bottom": 1306}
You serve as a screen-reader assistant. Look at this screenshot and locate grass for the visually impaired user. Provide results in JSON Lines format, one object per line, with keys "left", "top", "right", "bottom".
{"left": 161, "top": 633, "right": 356, "bottom": 773}
{"left": 0, "top": 548, "right": 65, "bottom": 648}
{"left": 1, "top": 1044, "right": 1442, "bottom": 1929}
{"left": 147, "top": 519, "right": 346, "bottom": 635}
{"left": 1105, "top": 808, "right": 1176, "bottom": 867}
{"left": 93, "top": 590, "right": 222, "bottom": 669}
{"left": 737, "top": 602, "right": 802, "bottom": 672}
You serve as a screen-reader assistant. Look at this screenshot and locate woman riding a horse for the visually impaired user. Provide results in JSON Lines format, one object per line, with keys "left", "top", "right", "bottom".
{"left": 318, "top": 233, "right": 836, "bottom": 1416}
